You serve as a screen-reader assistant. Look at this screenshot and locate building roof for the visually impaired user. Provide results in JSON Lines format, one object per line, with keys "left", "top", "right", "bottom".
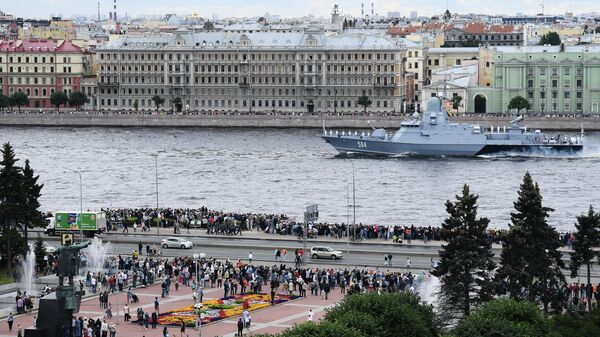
{"left": 100, "top": 30, "right": 404, "bottom": 51}
{"left": 0, "top": 39, "right": 82, "bottom": 52}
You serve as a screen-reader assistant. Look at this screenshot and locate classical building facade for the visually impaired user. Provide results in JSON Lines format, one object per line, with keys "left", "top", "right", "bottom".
{"left": 0, "top": 39, "right": 92, "bottom": 108}
{"left": 468, "top": 45, "right": 600, "bottom": 114}
{"left": 93, "top": 28, "right": 407, "bottom": 113}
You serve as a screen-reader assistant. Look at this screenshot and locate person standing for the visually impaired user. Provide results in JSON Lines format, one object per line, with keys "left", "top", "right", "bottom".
{"left": 123, "top": 304, "right": 130, "bottom": 322}
{"left": 383, "top": 253, "right": 388, "bottom": 267}
{"left": 151, "top": 311, "right": 158, "bottom": 329}
{"left": 406, "top": 257, "right": 411, "bottom": 269}
{"left": 388, "top": 253, "right": 393, "bottom": 267}
{"left": 307, "top": 309, "right": 314, "bottom": 321}
{"left": 237, "top": 318, "right": 244, "bottom": 336}
{"left": 101, "top": 319, "right": 108, "bottom": 337}
{"left": 154, "top": 297, "right": 160, "bottom": 313}
{"left": 7, "top": 313, "right": 14, "bottom": 331}
{"left": 248, "top": 252, "right": 253, "bottom": 264}
{"left": 162, "top": 326, "right": 169, "bottom": 337}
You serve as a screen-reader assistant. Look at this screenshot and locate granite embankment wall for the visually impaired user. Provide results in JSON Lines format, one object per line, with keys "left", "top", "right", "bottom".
{"left": 0, "top": 113, "right": 597, "bottom": 131}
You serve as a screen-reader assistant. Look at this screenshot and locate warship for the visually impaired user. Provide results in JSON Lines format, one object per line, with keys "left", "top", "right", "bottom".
{"left": 322, "top": 97, "right": 584, "bottom": 157}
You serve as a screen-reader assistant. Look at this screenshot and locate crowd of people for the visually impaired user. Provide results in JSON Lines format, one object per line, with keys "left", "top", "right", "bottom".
{"left": 102, "top": 207, "right": 583, "bottom": 248}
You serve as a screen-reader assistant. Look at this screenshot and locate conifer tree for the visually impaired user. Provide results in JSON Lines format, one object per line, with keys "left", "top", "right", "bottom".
{"left": 0, "top": 143, "right": 26, "bottom": 275}
{"left": 432, "top": 184, "right": 496, "bottom": 320}
{"left": 21, "top": 159, "right": 44, "bottom": 242}
{"left": 570, "top": 205, "right": 600, "bottom": 312}
{"left": 496, "top": 172, "right": 565, "bottom": 313}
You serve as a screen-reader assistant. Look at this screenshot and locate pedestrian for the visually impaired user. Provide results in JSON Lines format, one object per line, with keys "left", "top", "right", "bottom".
{"left": 307, "top": 309, "right": 314, "bottom": 321}
{"left": 108, "top": 323, "right": 116, "bottom": 337}
{"left": 123, "top": 304, "right": 130, "bottom": 322}
{"left": 101, "top": 319, "right": 108, "bottom": 337}
{"left": 248, "top": 252, "right": 253, "bottom": 264}
{"left": 430, "top": 257, "right": 435, "bottom": 269}
{"left": 16, "top": 324, "right": 22, "bottom": 337}
{"left": 151, "top": 311, "right": 158, "bottom": 329}
{"left": 162, "top": 326, "right": 169, "bottom": 337}
{"left": 138, "top": 242, "right": 143, "bottom": 255}
{"left": 179, "top": 318, "right": 187, "bottom": 337}
{"left": 154, "top": 297, "right": 160, "bottom": 313}
{"left": 237, "top": 318, "right": 244, "bottom": 336}
{"left": 388, "top": 253, "right": 393, "bottom": 267}
{"left": 406, "top": 257, "right": 411, "bottom": 269}
{"left": 384, "top": 253, "right": 388, "bottom": 267}
{"left": 7, "top": 313, "right": 14, "bottom": 331}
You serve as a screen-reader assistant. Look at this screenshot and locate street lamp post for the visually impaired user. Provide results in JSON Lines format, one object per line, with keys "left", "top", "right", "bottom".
{"left": 350, "top": 161, "right": 356, "bottom": 242}
{"left": 67, "top": 168, "right": 84, "bottom": 242}
{"left": 152, "top": 154, "right": 160, "bottom": 237}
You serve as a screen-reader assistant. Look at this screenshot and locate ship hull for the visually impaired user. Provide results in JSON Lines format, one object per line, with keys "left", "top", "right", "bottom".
{"left": 322, "top": 136, "right": 484, "bottom": 156}
{"left": 323, "top": 136, "right": 584, "bottom": 157}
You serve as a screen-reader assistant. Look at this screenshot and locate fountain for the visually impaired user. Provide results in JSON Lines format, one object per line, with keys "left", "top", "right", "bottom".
{"left": 83, "top": 237, "right": 111, "bottom": 274}
{"left": 416, "top": 272, "right": 440, "bottom": 308}
{"left": 17, "top": 243, "right": 37, "bottom": 296}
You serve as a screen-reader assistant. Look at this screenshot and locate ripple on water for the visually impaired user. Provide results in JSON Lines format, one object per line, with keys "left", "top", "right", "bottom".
{"left": 1, "top": 127, "right": 599, "bottom": 231}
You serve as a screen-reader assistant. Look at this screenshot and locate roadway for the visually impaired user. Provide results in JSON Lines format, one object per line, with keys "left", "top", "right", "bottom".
{"left": 29, "top": 231, "right": 600, "bottom": 281}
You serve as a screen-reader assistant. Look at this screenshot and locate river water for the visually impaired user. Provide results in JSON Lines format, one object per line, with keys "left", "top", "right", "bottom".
{"left": 1, "top": 127, "right": 598, "bottom": 231}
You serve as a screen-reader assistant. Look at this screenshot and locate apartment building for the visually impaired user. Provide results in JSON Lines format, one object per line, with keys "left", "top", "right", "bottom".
{"left": 92, "top": 28, "right": 407, "bottom": 114}
{"left": 0, "top": 39, "right": 92, "bottom": 108}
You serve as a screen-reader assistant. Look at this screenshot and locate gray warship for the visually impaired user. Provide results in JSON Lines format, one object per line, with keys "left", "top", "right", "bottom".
{"left": 322, "top": 97, "right": 584, "bottom": 157}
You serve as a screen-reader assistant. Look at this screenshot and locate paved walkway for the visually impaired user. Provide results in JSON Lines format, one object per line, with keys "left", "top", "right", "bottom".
{"left": 0, "top": 276, "right": 343, "bottom": 337}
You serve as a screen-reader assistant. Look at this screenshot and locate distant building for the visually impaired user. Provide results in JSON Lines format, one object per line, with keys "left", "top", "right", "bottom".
{"left": 468, "top": 45, "right": 600, "bottom": 114}
{"left": 93, "top": 29, "right": 408, "bottom": 114}
{"left": 410, "top": 11, "right": 418, "bottom": 20}
{"left": 442, "top": 23, "right": 523, "bottom": 47}
{"left": 0, "top": 39, "right": 92, "bottom": 108}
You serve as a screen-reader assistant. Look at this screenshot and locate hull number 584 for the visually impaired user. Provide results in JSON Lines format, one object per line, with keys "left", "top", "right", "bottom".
{"left": 357, "top": 141, "right": 368, "bottom": 148}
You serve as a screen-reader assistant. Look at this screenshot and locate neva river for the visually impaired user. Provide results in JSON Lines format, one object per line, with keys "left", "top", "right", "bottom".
{"left": 1, "top": 127, "right": 598, "bottom": 231}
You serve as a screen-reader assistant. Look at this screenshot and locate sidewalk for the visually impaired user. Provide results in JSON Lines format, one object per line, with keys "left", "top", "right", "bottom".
{"left": 0, "top": 276, "right": 343, "bottom": 337}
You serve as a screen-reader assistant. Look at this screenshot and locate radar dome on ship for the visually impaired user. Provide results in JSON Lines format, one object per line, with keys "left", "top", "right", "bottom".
{"left": 427, "top": 97, "right": 442, "bottom": 112}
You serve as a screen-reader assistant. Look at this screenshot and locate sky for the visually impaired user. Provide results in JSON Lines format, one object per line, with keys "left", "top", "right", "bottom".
{"left": 1, "top": 0, "right": 593, "bottom": 20}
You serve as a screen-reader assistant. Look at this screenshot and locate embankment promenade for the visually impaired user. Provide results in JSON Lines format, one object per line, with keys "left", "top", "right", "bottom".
{"left": 0, "top": 112, "right": 598, "bottom": 130}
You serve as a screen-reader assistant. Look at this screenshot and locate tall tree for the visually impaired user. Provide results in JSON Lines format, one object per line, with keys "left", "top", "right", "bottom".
{"left": 432, "top": 184, "right": 496, "bottom": 320}
{"left": 50, "top": 91, "right": 69, "bottom": 111}
{"left": 0, "top": 143, "right": 27, "bottom": 275}
{"left": 10, "top": 92, "right": 29, "bottom": 112}
{"left": 152, "top": 95, "right": 165, "bottom": 112}
{"left": 357, "top": 95, "right": 372, "bottom": 114}
{"left": 451, "top": 95, "right": 463, "bottom": 111}
{"left": 21, "top": 159, "right": 44, "bottom": 243}
{"left": 496, "top": 172, "right": 565, "bottom": 313}
{"left": 508, "top": 96, "right": 531, "bottom": 112}
{"left": 68, "top": 91, "right": 87, "bottom": 111}
{"left": 569, "top": 205, "right": 600, "bottom": 312}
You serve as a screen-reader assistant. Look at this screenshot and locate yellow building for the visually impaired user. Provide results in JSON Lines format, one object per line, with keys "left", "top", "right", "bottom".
{"left": 19, "top": 20, "right": 76, "bottom": 40}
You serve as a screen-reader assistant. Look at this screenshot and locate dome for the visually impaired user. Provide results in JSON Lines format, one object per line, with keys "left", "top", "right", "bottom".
{"left": 427, "top": 97, "right": 442, "bottom": 112}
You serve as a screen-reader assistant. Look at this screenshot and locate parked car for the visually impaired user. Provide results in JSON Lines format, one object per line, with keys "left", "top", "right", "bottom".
{"left": 310, "top": 246, "right": 343, "bottom": 260}
{"left": 161, "top": 237, "right": 193, "bottom": 249}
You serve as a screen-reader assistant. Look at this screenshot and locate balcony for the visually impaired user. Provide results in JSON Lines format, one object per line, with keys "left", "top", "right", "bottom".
{"left": 239, "top": 82, "right": 250, "bottom": 89}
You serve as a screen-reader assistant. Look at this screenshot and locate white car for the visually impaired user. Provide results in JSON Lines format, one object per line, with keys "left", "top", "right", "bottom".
{"left": 43, "top": 242, "right": 57, "bottom": 254}
{"left": 161, "top": 237, "right": 193, "bottom": 249}
{"left": 310, "top": 246, "right": 344, "bottom": 260}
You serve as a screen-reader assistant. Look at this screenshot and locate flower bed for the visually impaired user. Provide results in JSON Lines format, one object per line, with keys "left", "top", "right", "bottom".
{"left": 156, "top": 293, "right": 298, "bottom": 327}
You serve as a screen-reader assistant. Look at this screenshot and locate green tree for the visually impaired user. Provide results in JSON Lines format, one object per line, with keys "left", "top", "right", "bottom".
{"left": 203, "top": 21, "right": 214, "bottom": 31}
{"left": 173, "top": 97, "right": 183, "bottom": 112}
{"left": 451, "top": 95, "right": 463, "bottom": 111}
{"left": 569, "top": 205, "right": 600, "bottom": 312}
{"left": 133, "top": 99, "right": 139, "bottom": 111}
{"left": 595, "top": 26, "right": 600, "bottom": 34}
{"left": 33, "top": 237, "right": 46, "bottom": 273}
{"left": 496, "top": 172, "right": 565, "bottom": 313}
{"left": 357, "top": 95, "right": 372, "bottom": 114}
{"left": 552, "top": 308, "right": 600, "bottom": 337}
{"left": 10, "top": 92, "right": 29, "bottom": 112}
{"left": 254, "top": 321, "right": 364, "bottom": 337}
{"left": 50, "top": 91, "right": 69, "bottom": 111}
{"left": 508, "top": 95, "right": 531, "bottom": 112}
{"left": 0, "top": 93, "right": 9, "bottom": 112}
{"left": 454, "top": 299, "right": 560, "bottom": 337}
{"left": 68, "top": 91, "right": 87, "bottom": 111}
{"left": 152, "top": 95, "right": 165, "bottom": 112}
{"left": 432, "top": 185, "right": 496, "bottom": 320}
{"left": 325, "top": 292, "right": 440, "bottom": 337}
{"left": 539, "top": 31, "right": 561, "bottom": 45}
{"left": 0, "top": 143, "right": 27, "bottom": 275}
{"left": 21, "top": 159, "right": 44, "bottom": 242}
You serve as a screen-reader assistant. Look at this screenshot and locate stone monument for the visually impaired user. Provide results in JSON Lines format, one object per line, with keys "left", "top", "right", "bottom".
{"left": 25, "top": 237, "right": 90, "bottom": 337}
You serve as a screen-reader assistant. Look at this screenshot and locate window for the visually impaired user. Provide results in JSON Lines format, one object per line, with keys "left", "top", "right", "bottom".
{"left": 564, "top": 91, "right": 570, "bottom": 99}
{"left": 552, "top": 80, "right": 558, "bottom": 88}
{"left": 577, "top": 91, "right": 582, "bottom": 99}
{"left": 527, "top": 80, "right": 534, "bottom": 88}
{"left": 540, "top": 67, "right": 546, "bottom": 76}
{"left": 576, "top": 79, "right": 583, "bottom": 88}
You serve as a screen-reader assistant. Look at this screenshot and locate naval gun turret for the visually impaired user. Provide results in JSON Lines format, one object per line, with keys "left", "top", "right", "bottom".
{"left": 368, "top": 120, "right": 387, "bottom": 140}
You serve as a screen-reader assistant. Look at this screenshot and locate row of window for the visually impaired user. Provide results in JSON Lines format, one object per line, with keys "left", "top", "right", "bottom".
{"left": 99, "top": 52, "right": 397, "bottom": 62}
{"left": 0, "top": 56, "right": 60, "bottom": 63}
{"left": 527, "top": 67, "right": 584, "bottom": 76}
{"left": 527, "top": 90, "right": 584, "bottom": 99}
